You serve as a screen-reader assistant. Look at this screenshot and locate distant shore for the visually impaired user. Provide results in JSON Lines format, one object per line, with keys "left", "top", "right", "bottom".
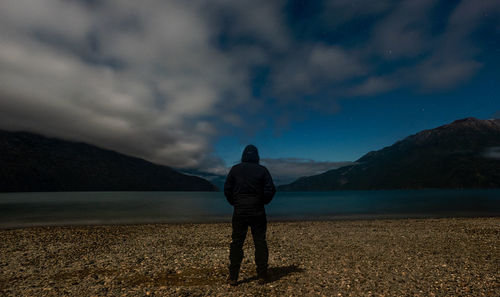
{"left": 1, "top": 218, "right": 499, "bottom": 296}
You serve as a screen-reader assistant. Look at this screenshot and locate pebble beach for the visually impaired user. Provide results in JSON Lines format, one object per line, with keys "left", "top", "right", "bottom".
{"left": 1, "top": 218, "right": 499, "bottom": 296}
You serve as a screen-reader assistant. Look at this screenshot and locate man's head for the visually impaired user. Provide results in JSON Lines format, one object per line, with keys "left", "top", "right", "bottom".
{"left": 241, "top": 144, "right": 260, "bottom": 163}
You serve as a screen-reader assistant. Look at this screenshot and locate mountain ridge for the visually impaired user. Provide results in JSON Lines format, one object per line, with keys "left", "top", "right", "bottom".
{"left": 279, "top": 118, "right": 500, "bottom": 191}
{"left": 0, "top": 130, "right": 217, "bottom": 192}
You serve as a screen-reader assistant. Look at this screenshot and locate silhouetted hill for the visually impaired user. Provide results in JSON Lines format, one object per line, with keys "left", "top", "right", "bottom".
{"left": 178, "top": 169, "right": 226, "bottom": 191}
{"left": 279, "top": 118, "right": 500, "bottom": 191}
{"left": 0, "top": 131, "right": 217, "bottom": 192}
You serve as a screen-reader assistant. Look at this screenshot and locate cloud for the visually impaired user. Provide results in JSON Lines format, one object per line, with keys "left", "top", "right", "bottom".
{"left": 412, "top": 0, "right": 500, "bottom": 91}
{"left": 272, "top": 45, "right": 365, "bottom": 96}
{"left": 182, "top": 157, "right": 354, "bottom": 188}
{"left": 418, "top": 60, "right": 481, "bottom": 90}
{"left": 371, "top": 0, "right": 435, "bottom": 59}
{"left": 261, "top": 158, "right": 353, "bottom": 185}
{"left": 205, "top": 0, "right": 289, "bottom": 51}
{"left": 322, "top": 0, "right": 396, "bottom": 26}
{"left": 0, "top": 0, "right": 251, "bottom": 170}
{"left": 348, "top": 77, "right": 395, "bottom": 96}
{"left": 483, "top": 147, "right": 500, "bottom": 160}
{"left": 270, "top": 0, "right": 500, "bottom": 101}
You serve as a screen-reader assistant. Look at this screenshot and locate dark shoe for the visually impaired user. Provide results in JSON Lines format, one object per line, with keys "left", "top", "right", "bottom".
{"left": 228, "top": 278, "right": 238, "bottom": 286}
{"left": 257, "top": 274, "right": 268, "bottom": 285}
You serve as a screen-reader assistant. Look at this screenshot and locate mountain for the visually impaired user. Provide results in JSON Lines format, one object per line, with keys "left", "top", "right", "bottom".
{"left": 279, "top": 118, "right": 500, "bottom": 191}
{"left": 0, "top": 130, "right": 217, "bottom": 192}
{"left": 178, "top": 169, "right": 226, "bottom": 191}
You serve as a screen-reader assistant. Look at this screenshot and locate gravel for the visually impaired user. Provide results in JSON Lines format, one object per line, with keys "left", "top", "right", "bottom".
{"left": 1, "top": 217, "right": 499, "bottom": 296}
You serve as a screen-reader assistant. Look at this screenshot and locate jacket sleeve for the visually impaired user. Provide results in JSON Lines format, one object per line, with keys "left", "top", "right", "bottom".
{"left": 224, "top": 168, "right": 235, "bottom": 205}
{"left": 262, "top": 168, "right": 276, "bottom": 205}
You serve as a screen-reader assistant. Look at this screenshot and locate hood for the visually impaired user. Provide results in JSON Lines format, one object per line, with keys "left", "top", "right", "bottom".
{"left": 241, "top": 144, "right": 260, "bottom": 163}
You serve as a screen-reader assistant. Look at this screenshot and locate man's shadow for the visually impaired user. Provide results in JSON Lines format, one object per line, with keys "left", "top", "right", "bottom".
{"left": 239, "top": 265, "right": 304, "bottom": 284}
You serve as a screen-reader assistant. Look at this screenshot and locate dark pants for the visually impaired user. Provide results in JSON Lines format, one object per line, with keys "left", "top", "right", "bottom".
{"left": 229, "top": 215, "right": 268, "bottom": 280}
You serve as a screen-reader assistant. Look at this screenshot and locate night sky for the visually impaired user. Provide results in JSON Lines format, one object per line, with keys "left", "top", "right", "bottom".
{"left": 1, "top": 0, "right": 499, "bottom": 184}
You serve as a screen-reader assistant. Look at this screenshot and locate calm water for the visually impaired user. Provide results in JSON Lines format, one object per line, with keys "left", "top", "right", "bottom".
{"left": 1, "top": 189, "right": 499, "bottom": 228}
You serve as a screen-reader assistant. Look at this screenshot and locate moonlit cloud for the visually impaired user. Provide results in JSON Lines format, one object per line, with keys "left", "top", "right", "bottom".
{"left": 0, "top": 0, "right": 498, "bottom": 176}
{"left": 348, "top": 77, "right": 395, "bottom": 96}
{"left": 0, "top": 0, "right": 248, "bottom": 170}
{"left": 272, "top": 45, "right": 365, "bottom": 96}
{"left": 483, "top": 147, "right": 500, "bottom": 160}
{"left": 261, "top": 158, "right": 353, "bottom": 185}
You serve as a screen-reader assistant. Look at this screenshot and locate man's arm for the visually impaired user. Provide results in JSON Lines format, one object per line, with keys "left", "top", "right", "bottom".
{"left": 262, "top": 168, "right": 276, "bottom": 205}
{"left": 224, "top": 169, "right": 235, "bottom": 205}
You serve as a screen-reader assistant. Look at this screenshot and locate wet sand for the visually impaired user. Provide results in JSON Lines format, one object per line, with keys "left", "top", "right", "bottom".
{"left": 1, "top": 218, "right": 499, "bottom": 296}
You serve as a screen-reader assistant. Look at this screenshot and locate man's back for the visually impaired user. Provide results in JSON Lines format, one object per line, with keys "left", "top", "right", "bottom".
{"left": 224, "top": 162, "right": 275, "bottom": 216}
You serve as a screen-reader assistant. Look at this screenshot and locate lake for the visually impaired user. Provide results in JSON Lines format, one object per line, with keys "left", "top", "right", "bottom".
{"left": 1, "top": 189, "right": 500, "bottom": 228}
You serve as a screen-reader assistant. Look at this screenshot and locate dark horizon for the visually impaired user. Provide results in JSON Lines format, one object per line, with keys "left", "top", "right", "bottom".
{"left": 1, "top": 116, "right": 500, "bottom": 191}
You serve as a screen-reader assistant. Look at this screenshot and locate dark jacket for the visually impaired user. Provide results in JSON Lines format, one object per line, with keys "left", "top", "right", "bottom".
{"left": 224, "top": 145, "right": 276, "bottom": 217}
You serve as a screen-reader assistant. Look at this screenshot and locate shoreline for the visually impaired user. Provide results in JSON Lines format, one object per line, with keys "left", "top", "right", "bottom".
{"left": 1, "top": 217, "right": 499, "bottom": 296}
{"left": 2, "top": 213, "right": 500, "bottom": 230}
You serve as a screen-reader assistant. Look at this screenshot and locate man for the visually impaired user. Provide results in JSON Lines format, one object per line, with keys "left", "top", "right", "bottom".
{"left": 224, "top": 144, "right": 276, "bottom": 286}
